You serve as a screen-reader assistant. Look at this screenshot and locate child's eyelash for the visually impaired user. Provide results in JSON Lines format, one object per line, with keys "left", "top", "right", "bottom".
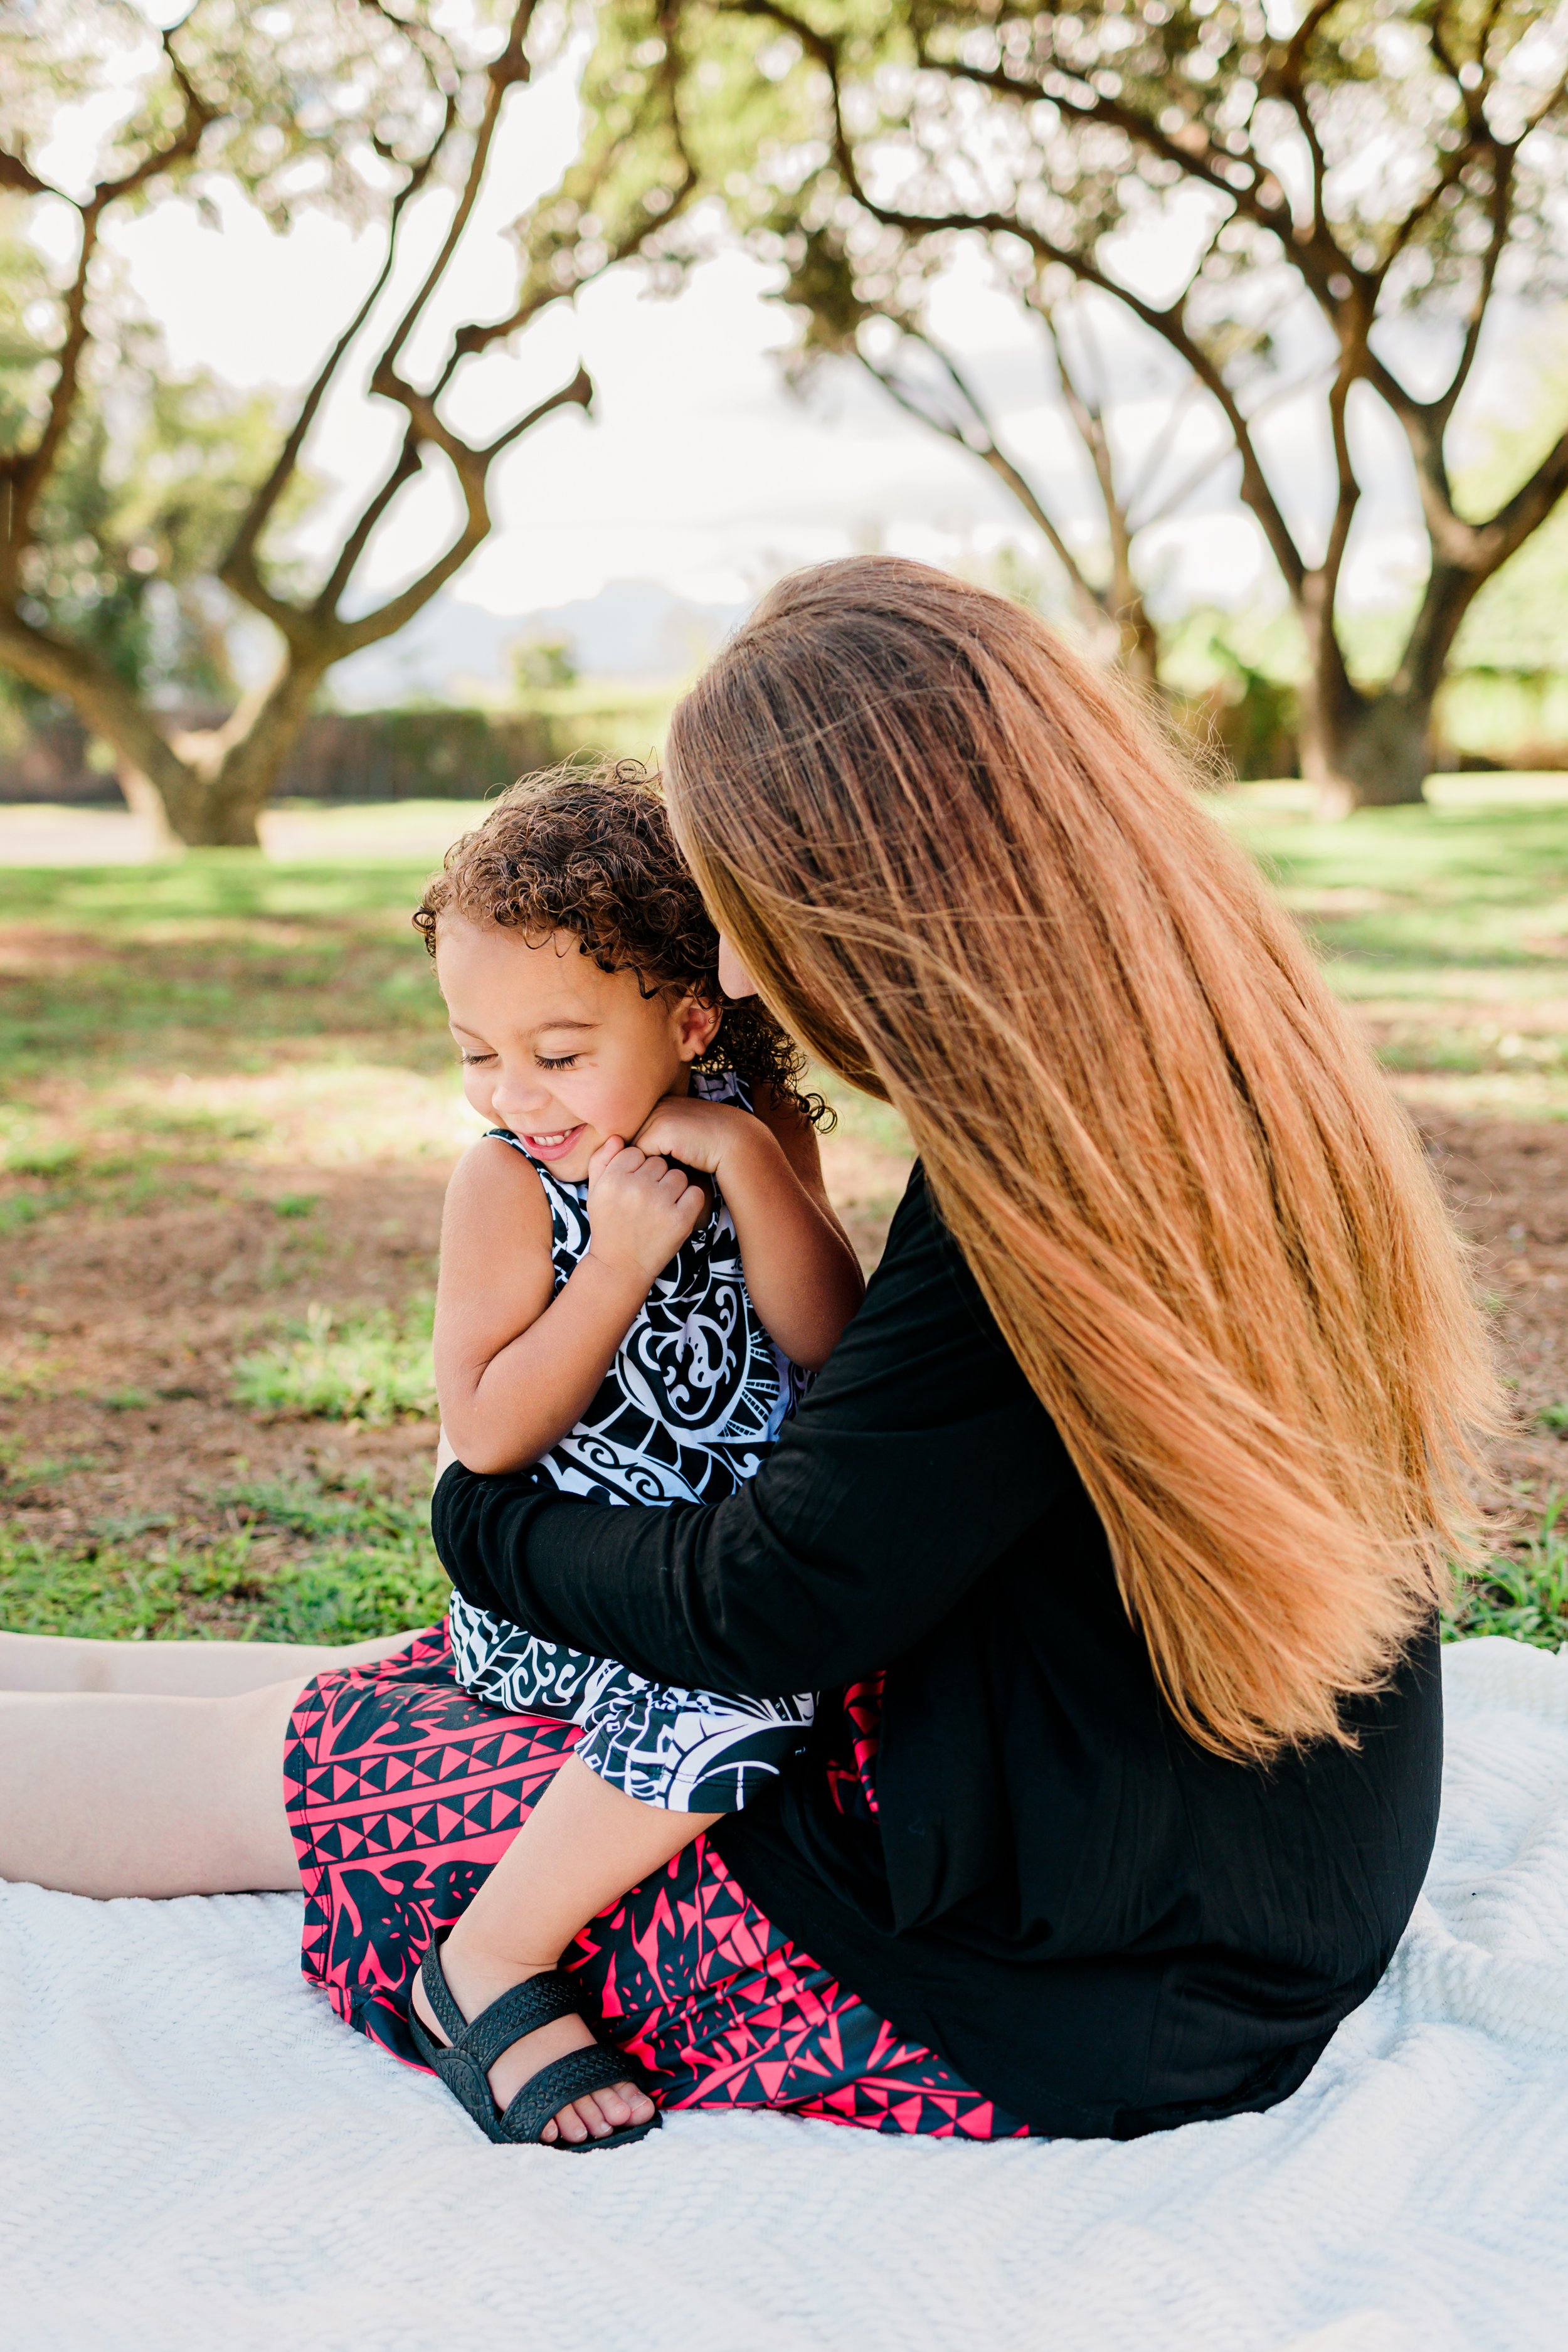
{"left": 461, "top": 1051, "right": 495, "bottom": 1066}
{"left": 536, "top": 1053, "right": 579, "bottom": 1071}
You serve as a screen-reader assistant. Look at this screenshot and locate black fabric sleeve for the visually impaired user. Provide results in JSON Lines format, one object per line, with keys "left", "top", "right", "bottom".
{"left": 430, "top": 1167, "right": 1070, "bottom": 1696}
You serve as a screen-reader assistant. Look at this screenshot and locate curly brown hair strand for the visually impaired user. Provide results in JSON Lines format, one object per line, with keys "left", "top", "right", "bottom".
{"left": 413, "top": 760, "right": 829, "bottom": 1130}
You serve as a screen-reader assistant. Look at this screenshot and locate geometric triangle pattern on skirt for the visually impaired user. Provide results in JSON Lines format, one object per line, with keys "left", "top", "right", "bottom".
{"left": 284, "top": 1622, "right": 1033, "bottom": 2139}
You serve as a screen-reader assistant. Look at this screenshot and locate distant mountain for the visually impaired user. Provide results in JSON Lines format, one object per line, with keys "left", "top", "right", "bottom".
{"left": 327, "top": 580, "right": 753, "bottom": 709}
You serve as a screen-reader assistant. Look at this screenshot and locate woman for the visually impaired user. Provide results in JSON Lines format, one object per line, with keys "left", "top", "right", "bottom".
{"left": 0, "top": 558, "right": 1493, "bottom": 2142}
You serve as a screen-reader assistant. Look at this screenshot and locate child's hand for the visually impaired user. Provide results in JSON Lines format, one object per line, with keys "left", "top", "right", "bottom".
{"left": 583, "top": 1136, "right": 708, "bottom": 1289}
{"left": 633, "top": 1095, "right": 755, "bottom": 1179}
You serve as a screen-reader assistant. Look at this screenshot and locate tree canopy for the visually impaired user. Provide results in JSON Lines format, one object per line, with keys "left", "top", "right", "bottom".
{"left": 601, "top": 0, "right": 1568, "bottom": 805}
{"left": 0, "top": 0, "right": 696, "bottom": 842}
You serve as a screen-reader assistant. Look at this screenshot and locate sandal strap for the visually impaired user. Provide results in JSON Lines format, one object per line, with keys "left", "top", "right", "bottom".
{"left": 418, "top": 1939, "right": 583, "bottom": 2075}
{"left": 410, "top": 2018, "right": 502, "bottom": 2141}
{"left": 497, "top": 2042, "right": 647, "bottom": 2144}
{"left": 459, "top": 1971, "right": 583, "bottom": 2076}
{"left": 415, "top": 1933, "right": 468, "bottom": 2047}
{"left": 411, "top": 1942, "right": 651, "bottom": 2148}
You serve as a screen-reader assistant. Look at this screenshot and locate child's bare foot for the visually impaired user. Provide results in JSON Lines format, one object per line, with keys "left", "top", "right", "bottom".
{"left": 410, "top": 1936, "right": 655, "bottom": 2146}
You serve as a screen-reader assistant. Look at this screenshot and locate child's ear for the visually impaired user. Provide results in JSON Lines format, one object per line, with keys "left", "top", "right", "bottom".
{"left": 672, "top": 992, "right": 723, "bottom": 1063}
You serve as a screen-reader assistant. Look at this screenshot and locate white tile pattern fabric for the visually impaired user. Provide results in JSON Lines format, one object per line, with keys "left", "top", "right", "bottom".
{"left": 4, "top": 1634, "right": 1567, "bottom": 2350}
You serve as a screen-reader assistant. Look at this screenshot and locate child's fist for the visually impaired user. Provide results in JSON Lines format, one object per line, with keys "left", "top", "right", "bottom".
{"left": 583, "top": 1138, "right": 707, "bottom": 1288}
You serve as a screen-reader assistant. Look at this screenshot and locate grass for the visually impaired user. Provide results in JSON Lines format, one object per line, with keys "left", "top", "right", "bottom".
{"left": 1448, "top": 1496, "right": 1568, "bottom": 1650}
{"left": 1220, "top": 778, "right": 1568, "bottom": 1119}
{"left": 232, "top": 1298, "right": 437, "bottom": 1424}
{"left": 0, "top": 857, "right": 451, "bottom": 1093}
{"left": 6, "top": 786, "right": 1568, "bottom": 1653}
{"left": 0, "top": 1473, "right": 449, "bottom": 1646}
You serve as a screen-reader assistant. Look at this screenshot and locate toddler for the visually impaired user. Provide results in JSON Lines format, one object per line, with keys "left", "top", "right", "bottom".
{"left": 408, "top": 763, "right": 864, "bottom": 2149}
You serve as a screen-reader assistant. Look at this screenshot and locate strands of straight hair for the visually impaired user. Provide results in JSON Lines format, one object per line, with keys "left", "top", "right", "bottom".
{"left": 665, "top": 555, "right": 1498, "bottom": 1764}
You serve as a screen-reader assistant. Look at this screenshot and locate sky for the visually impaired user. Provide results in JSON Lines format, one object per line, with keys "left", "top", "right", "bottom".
{"left": 36, "top": 23, "right": 1537, "bottom": 696}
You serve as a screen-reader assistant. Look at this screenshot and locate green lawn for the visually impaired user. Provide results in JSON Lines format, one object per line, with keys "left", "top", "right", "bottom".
{"left": 0, "top": 837, "right": 903, "bottom": 1649}
{"left": 1221, "top": 778, "right": 1568, "bottom": 1120}
{"left": 4, "top": 779, "right": 1568, "bottom": 1655}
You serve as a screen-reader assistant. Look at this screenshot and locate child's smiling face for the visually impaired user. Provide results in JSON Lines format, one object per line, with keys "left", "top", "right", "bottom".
{"left": 435, "top": 916, "right": 721, "bottom": 1183}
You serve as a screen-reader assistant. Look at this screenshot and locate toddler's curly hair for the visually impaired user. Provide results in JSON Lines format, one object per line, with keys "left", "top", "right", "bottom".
{"left": 413, "top": 760, "right": 830, "bottom": 1130}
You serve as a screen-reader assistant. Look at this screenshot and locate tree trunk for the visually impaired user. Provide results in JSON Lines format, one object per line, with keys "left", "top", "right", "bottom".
{"left": 1298, "top": 584, "right": 1432, "bottom": 817}
{"left": 114, "top": 758, "right": 186, "bottom": 856}
{"left": 161, "top": 657, "right": 328, "bottom": 847}
{"left": 1300, "top": 684, "right": 1434, "bottom": 818}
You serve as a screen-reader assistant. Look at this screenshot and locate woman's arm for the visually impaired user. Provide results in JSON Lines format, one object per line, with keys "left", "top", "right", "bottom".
{"left": 433, "top": 1168, "right": 1072, "bottom": 1692}
{"left": 434, "top": 1135, "right": 707, "bottom": 1475}
{"left": 632, "top": 1091, "right": 864, "bottom": 1369}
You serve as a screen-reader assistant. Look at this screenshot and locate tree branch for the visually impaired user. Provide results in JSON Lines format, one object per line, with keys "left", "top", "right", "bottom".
{"left": 331, "top": 367, "right": 591, "bottom": 657}
{"left": 908, "top": 202, "right": 1308, "bottom": 595}
{"left": 220, "top": 102, "right": 455, "bottom": 626}
{"left": 313, "top": 433, "right": 424, "bottom": 619}
{"left": 0, "top": 147, "right": 49, "bottom": 196}
{"left": 726, "top": 0, "right": 1307, "bottom": 596}
{"left": 1316, "top": 358, "right": 1363, "bottom": 623}
{"left": 3, "top": 30, "right": 215, "bottom": 575}
{"left": 863, "top": 331, "right": 1110, "bottom": 633}
{"left": 0, "top": 608, "right": 196, "bottom": 818}
{"left": 1432, "top": 143, "right": 1514, "bottom": 435}
{"left": 377, "top": 1, "right": 538, "bottom": 387}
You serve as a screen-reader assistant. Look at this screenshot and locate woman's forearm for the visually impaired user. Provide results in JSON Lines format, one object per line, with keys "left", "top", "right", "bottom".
{"left": 432, "top": 1172, "right": 1073, "bottom": 1696}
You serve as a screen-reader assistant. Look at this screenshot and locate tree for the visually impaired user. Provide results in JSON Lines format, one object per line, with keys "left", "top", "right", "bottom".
{"left": 0, "top": 0, "right": 697, "bottom": 846}
{"left": 1, "top": 208, "right": 312, "bottom": 813}
{"left": 763, "top": 215, "right": 1221, "bottom": 683}
{"left": 674, "top": 0, "right": 1568, "bottom": 811}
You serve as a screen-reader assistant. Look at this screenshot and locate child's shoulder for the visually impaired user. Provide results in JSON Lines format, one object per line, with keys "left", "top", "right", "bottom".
{"left": 443, "top": 1130, "right": 554, "bottom": 1242}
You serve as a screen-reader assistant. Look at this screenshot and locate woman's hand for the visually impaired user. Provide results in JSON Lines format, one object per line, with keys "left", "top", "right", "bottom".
{"left": 584, "top": 1136, "right": 709, "bottom": 1289}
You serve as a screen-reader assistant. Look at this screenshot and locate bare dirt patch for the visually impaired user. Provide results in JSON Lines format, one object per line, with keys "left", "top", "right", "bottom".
{"left": 2, "top": 1158, "right": 447, "bottom": 1568}
{"left": 0, "top": 1098, "right": 914, "bottom": 1584}
{"left": 1421, "top": 1113, "right": 1568, "bottom": 1537}
{"left": 4, "top": 1111, "right": 1563, "bottom": 1578}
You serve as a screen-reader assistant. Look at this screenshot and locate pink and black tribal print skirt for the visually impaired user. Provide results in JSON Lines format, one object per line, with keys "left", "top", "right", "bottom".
{"left": 283, "top": 1623, "right": 1032, "bottom": 2139}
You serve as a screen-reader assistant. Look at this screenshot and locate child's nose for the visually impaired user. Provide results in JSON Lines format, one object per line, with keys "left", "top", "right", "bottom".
{"left": 493, "top": 1070, "right": 555, "bottom": 1125}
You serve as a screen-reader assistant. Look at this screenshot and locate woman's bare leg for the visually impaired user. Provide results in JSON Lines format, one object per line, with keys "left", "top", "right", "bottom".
{"left": 0, "top": 1626, "right": 418, "bottom": 1697}
{"left": 0, "top": 1623, "right": 433, "bottom": 1894}
{"left": 0, "top": 1676, "right": 308, "bottom": 1898}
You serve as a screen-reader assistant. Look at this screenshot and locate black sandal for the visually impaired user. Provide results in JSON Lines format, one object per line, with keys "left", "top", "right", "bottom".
{"left": 408, "top": 1932, "right": 662, "bottom": 2152}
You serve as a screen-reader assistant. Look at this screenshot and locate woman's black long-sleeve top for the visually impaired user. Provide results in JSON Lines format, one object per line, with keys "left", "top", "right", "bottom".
{"left": 432, "top": 1165, "right": 1441, "bottom": 2140}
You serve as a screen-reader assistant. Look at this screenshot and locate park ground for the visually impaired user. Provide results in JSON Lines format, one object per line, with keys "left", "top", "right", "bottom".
{"left": 3, "top": 776, "right": 1568, "bottom": 1651}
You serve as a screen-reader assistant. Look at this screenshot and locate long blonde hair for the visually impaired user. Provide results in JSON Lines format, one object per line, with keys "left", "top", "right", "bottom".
{"left": 665, "top": 555, "right": 1495, "bottom": 1762}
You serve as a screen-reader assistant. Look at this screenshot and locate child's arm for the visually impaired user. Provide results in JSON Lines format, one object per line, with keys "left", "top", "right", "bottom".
{"left": 435, "top": 1136, "right": 707, "bottom": 1475}
{"left": 632, "top": 1091, "right": 864, "bottom": 1370}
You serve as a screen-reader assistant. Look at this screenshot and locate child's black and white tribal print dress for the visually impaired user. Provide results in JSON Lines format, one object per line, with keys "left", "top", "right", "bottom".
{"left": 445, "top": 1067, "right": 817, "bottom": 1812}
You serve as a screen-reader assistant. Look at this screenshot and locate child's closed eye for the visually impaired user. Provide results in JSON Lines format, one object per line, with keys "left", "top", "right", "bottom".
{"left": 536, "top": 1053, "right": 580, "bottom": 1071}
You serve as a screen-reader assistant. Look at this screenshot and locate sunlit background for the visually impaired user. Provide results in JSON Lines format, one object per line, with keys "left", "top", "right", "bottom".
{"left": 4, "top": 0, "right": 1568, "bottom": 1653}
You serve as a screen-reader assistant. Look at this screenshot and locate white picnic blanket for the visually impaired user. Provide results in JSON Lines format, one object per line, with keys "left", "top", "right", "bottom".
{"left": 4, "top": 1634, "right": 1567, "bottom": 2352}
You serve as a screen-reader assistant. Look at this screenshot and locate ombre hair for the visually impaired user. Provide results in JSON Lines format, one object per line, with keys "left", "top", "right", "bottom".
{"left": 665, "top": 555, "right": 1495, "bottom": 1763}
